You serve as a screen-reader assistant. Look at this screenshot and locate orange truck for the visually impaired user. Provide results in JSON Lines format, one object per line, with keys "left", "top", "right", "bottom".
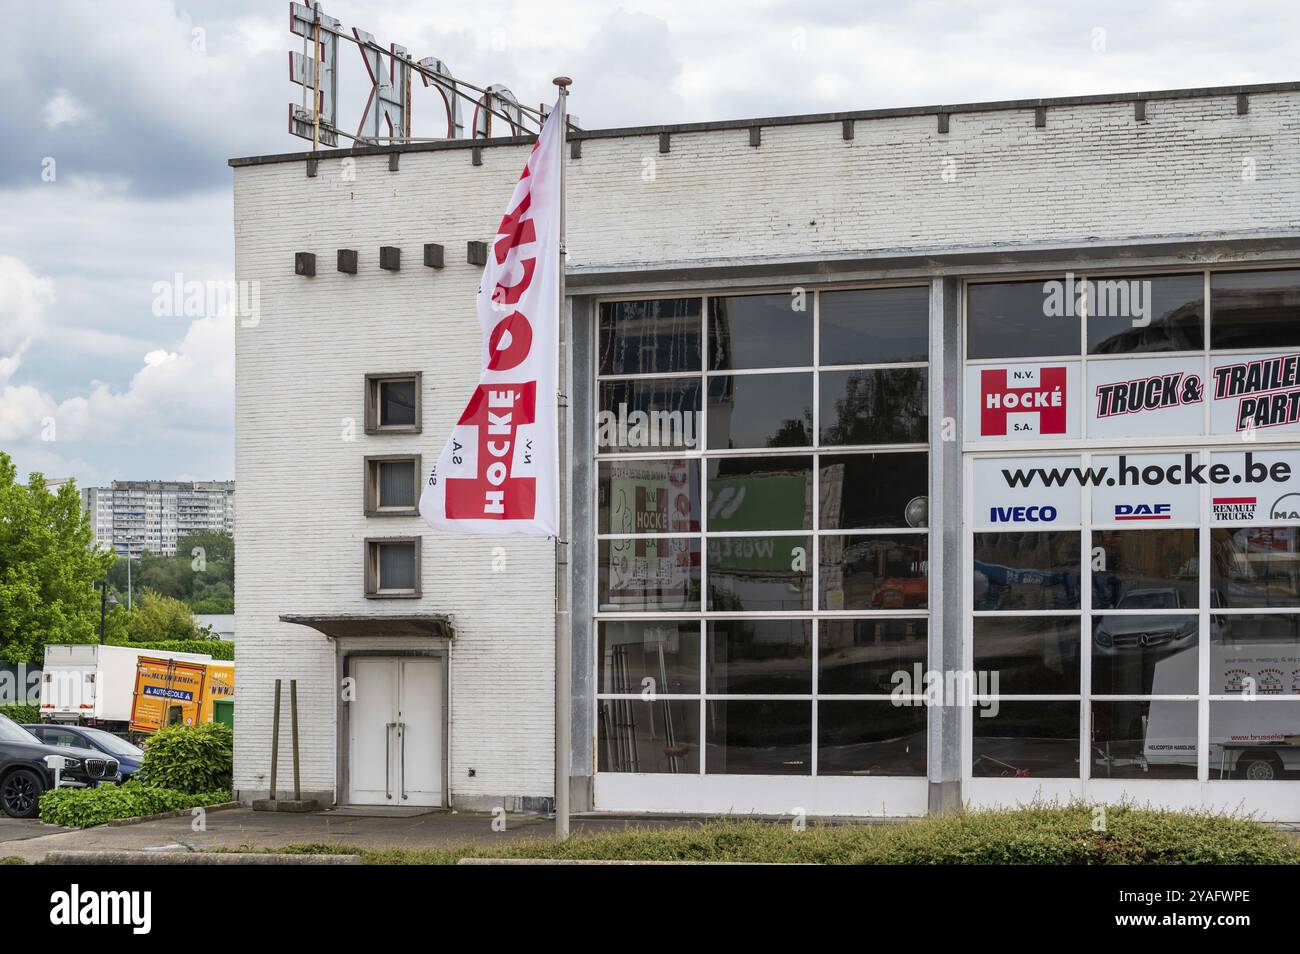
{"left": 129, "top": 656, "right": 235, "bottom": 735}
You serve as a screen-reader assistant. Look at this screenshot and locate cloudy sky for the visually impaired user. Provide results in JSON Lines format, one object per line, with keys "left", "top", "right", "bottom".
{"left": 1, "top": 0, "right": 1297, "bottom": 486}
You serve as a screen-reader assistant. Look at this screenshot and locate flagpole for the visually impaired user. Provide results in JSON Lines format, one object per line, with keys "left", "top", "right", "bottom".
{"left": 552, "top": 75, "right": 572, "bottom": 842}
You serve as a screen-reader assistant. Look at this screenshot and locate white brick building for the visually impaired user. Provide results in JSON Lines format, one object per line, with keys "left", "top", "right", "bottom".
{"left": 231, "top": 81, "right": 1300, "bottom": 817}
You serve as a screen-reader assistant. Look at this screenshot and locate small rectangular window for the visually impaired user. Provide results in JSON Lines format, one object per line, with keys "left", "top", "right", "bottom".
{"left": 365, "top": 456, "right": 420, "bottom": 516}
{"left": 967, "top": 279, "right": 1080, "bottom": 360}
{"left": 365, "top": 538, "right": 420, "bottom": 597}
{"left": 599, "top": 298, "right": 702, "bottom": 375}
{"left": 1087, "top": 274, "right": 1204, "bottom": 354}
{"left": 706, "top": 373, "right": 812, "bottom": 449}
{"left": 708, "top": 294, "right": 813, "bottom": 370}
{"left": 1211, "top": 269, "right": 1300, "bottom": 351}
{"left": 820, "top": 286, "right": 929, "bottom": 365}
{"left": 365, "top": 373, "right": 422, "bottom": 434}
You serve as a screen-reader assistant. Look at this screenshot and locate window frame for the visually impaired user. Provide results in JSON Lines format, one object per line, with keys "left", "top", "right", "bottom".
{"left": 364, "top": 454, "right": 422, "bottom": 517}
{"left": 591, "top": 281, "right": 933, "bottom": 781}
{"left": 364, "top": 371, "right": 423, "bottom": 435}
{"left": 364, "top": 536, "right": 422, "bottom": 599}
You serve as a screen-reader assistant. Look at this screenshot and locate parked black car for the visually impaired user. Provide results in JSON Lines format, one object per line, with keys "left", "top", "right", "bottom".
{"left": 0, "top": 715, "right": 120, "bottom": 818}
{"left": 23, "top": 724, "right": 144, "bottom": 783}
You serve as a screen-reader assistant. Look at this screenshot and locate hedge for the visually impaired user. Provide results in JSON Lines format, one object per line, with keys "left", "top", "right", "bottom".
{"left": 127, "top": 639, "right": 234, "bottom": 661}
{"left": 0, "top": 703, "right": 39, "bottom": 724}
{"left": 140, "top": 721, "right": 232, "bottom": 794}
{"left": 39, "top": 782, "right": 230, "bottom": 829}
{"left": 275, "top": 805, "right": 1300, "bottom": 865}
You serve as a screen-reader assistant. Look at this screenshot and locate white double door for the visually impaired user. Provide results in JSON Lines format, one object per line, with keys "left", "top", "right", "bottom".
{"left": 348, "top": 657, "right": 443, "bottom": 807}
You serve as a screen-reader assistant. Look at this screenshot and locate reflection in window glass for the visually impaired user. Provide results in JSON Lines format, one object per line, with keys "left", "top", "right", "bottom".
{"left": 707, "top": 373, "right": 812, "bottom": 449}
{"left": 598, "top": 621, "right": 700, "bottom": 695}
{"left": 818, "top": 618, "right": 927, "bottom": 694}
{"left": 819, "top": 287, "right": 929, "bottom": 365}
{"left": 820, "top": 534, "right": 928, "bottom": 611}
{"left": 376, "top": 542, "right": 416, "bottom": 591}
{"left": 707, "top": 536, "right": 812, "bottom": 612}
{"left": 1210, "top": 269, "right": 1300, "bottom": 351}
{"left": 1087, "top": 274, "right": 1204, "bottom": 354}
{"left": 1092, "top": 616, "right": 1198, "bottom": 695}
{"left": 820, "top": 453, "right": 928, "bottom": 529}
{"left": 1210, "top": 701, "right": 1300, "bottom": 780}
{"left": 707, "top": 456, "right": 811, "bottom": 532}
{"left": 598, "top": 459, "right": 699, "bottom": 535}
{"left": 599, "top": 298, "right": 702, "bottom": 375}
{"left": 819, "top": 368, "right": 927, "bottom": 445}
{"left": 598, "top": 698, "right": 699, "bottom": 773}
{"left": 973, "top": 617, "right": 1080, "bottom": 695}
{"left": 971, "top": 701, "right": 1080, "bottom": 779}
{"left": 708, "top": 294, "right": 812, "bottom": 370}
{"left": 1092, "top": 702, "right": 1197, "bottom": 779}
{"left": 1212, "top": 527, "right": 1300, "bottom": 607}
{"left": 598, "top": 377, "right": 701, "bottom": 454}
{"left": 1093, "top": 530, "right": 1199, "bottom": 610}
{"left": 818, "top": 702, "right": 927, "bottom": 776}
{"left": 706, "top": 620, "right": 812, "bottom": 694}
{"left": 973, "top": 532, "right": 1081, "bottom": 611}
{"left": 379, "top": 379, "right": 416, "bottom": 427}
{"left": 598, "top": 538, "right": 700, "bottom": 612}
{"left": 967, "top": 280, "right": 1080, "bottom": 360}
{"left": 705, "top": 700, "right": 811, "bottom": 774}
{"left": 1212, "top": 614, "right": 1300, "bottom": 695}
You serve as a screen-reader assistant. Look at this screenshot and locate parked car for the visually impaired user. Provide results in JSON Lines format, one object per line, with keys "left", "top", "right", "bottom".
{"left": 23, "top": 724, "right": 144, "bottom": 782}
{"left": 0, "top": 714, "right": 120, "bottom": 818}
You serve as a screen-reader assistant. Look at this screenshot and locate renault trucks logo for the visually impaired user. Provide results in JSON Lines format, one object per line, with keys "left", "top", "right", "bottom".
{"left": 1213, "top": 496, "right": 1257, "bottom": 521}
{"left": 980, "top": 367, "right": 1067, "bottom": 436}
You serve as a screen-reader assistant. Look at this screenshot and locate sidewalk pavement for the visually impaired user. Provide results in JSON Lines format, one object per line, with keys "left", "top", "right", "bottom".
{"left": 0, "top": 807, "right": 716, "bottom": 863}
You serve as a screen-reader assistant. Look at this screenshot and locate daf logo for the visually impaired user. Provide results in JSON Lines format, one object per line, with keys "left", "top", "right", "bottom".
{"left": 1272, "top": 493, "right": 1300, "bottom": 521}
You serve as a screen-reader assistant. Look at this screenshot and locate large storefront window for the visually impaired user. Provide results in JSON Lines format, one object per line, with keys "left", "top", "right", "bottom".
{"left": 596, "top": 287, "right": 929, "bottom": 777}
{"left": 965, "top": 267, "right": 1300, "bottom": 785}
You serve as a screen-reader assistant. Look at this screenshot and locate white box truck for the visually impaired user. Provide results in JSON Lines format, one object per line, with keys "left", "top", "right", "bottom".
{"left": 40, "top": 644, "right": 213, "bottom": 734}
{"left": 1143, "top": 633, "right": 1300, "bottom": 780}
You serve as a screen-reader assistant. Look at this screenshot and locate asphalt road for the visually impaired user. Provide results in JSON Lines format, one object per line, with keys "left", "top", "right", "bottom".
{"left": 0, "top": 815, "right": 67, "bottom": 844}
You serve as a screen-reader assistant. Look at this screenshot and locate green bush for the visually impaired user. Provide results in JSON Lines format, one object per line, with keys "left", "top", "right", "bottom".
{"left": 140, "top": 722, "right": 232, "bottom": 794}
{"left": 0, "top": 703, "right": 39, "bottom": 724}
{"left": 39, "top": 781, "right": 230, "bottom": 829}
{"left": 126, "top": 639, "right": 233, "bottom": 661}
{"left": 277, "top": 805, "right": 1300, "bottom": 865}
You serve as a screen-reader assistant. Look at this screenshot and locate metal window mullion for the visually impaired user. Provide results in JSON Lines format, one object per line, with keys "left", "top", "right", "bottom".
{"left": 1198, "top": 447, "right": 1211, "bottom": 784}
{"left": 1080, "top": 450, "right": 1093, "bottom": 785}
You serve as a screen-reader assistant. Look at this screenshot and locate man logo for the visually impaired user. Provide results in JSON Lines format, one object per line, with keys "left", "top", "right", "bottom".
{"left": 1272, "top": 493, "right": 1300, "bottom": 521}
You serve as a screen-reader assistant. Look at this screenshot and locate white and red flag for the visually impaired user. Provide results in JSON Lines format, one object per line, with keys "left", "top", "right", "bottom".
{"left": 419, "top": 101, "right": 563, "bottom": 536}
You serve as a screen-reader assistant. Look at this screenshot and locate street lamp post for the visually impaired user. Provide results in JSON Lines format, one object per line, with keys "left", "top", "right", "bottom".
{"left": 95, "top": 581, "right": 119, "bottom": 644}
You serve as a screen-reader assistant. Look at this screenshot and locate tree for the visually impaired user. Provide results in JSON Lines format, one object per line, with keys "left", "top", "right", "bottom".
{"left": 0, "top": 454, "right": 114, "bottom": 663}
{"left": 106, "top": 529, "right": 234, "bottom": 613}
{"left": 124, "top": 590, "right": 216, "bottom": 643}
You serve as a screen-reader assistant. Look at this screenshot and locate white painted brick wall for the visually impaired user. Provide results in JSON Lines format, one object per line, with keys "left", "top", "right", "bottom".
{"left": 232, "top": 89, "right": 1300, "bottom": 804}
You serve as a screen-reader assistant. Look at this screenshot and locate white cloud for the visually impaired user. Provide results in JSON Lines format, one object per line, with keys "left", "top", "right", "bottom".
{"left": 0, "top": 256, "right": 54, "bottom": 383}
{"left": 42, "top": 91, "right": 85, "bottom": 129}
{"left": 0, "top": 256, "right": 233, "bottom": 482}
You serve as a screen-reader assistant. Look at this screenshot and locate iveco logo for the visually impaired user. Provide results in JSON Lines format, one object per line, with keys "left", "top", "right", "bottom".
{"left": 1272, "top": 493, "right": 1300, "bottom": 520}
